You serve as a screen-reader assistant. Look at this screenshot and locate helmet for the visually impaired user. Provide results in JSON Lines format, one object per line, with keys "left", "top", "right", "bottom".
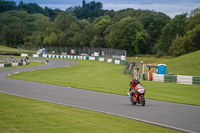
{"left": 133, "top": 77, "right": 139, "bottom": 84}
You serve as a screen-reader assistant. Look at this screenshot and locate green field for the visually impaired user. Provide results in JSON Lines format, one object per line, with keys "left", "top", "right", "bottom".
{"left": 127, "top": 50, "right": 200, "bottom": 76}
{"left": 0, "top": 45, "right": 20, "bottom": 54}
{"left": 0, "top": 61, "right": 45, "bottom": 69}
{"left": 0, "top": 93, "right": 180, "bottom": 133}
{"left": 127, "top": 55, "right": 171, "bottom": 64}
{"left": 0, "top": 45, "right": 35, "bottom": 54}
{"left": 7, "top": 60, "right": 200, "bottom": 105}
{"left": 162, "top": 50, "right": 200, "bottom": 76}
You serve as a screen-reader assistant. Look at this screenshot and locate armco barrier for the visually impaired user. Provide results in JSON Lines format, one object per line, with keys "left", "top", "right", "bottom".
{"left": 21, "top": 54, "right": 127, "bottom": 66}
{"left": 153, "top": 73, "right": 200, "bottom": 85}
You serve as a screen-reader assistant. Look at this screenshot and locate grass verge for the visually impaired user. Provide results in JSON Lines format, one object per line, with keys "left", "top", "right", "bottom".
{"left": 0, "top": 61, "right": 45, "bottom": 69}
{"left": 7, "top": 60, "right": 200, "bottom": 105}
{"left": 0, "top": 93, "right": 180, "bottom": 133}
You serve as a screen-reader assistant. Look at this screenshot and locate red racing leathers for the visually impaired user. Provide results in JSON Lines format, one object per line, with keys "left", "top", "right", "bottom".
{"left": 129, "top": 80, "right": 142, "bottom": 101}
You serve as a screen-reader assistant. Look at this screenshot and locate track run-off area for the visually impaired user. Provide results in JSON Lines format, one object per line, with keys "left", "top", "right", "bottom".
{"left": 0, "top": 58, "right": 200, "bottom": 133}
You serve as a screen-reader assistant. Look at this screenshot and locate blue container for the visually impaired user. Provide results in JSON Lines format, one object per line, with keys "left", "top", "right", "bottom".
{"left": 157, "top": 64, "right": 167, "bottom": 74}
{"left": 42, "top": 48, "right": 46, "bottom": 54}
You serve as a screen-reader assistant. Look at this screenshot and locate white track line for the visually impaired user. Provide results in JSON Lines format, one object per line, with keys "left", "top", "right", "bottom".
{"left": 0, "top": 91, "right": 195, "bottom": 133}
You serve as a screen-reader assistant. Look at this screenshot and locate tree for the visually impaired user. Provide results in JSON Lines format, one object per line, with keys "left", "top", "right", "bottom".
{"left": 0, "top": 0, "right": 16, "bottom": 13}
{"left": 43, "top": 12, "right": 78, "bottom": 47}
{"left": 18, "top": 1, "right": 45, "bottom": 14}
{"left": 188, "top": 8, "right": 200, "bottom": 29}
{"left": 23, "top": 31, "right": 43, "bottom": 47}
{"left": 73, "top": 0, "right": 104, "bottom": 19}
{"left": 77, "top": 23, "right": 94, "bottom": 47}
{"left": 0, "top": 10, "right": 30, "bottom": 47}
{"left": 30, "top": 13, "right": 50, "bottom": 32}
{"left": 43, "top": 32, "right": 58, "bottom": 46}
{"left": 86, "top": 15, "right": 112, "bottom": 48}
{"left": 105, "top": 17, "right": 149, "bottom": 55}
{"left": 139, "top": 12, "right": 170, "bottom": 54}
{"left": 44, "top": 7, "right": 62, "bottom": 20}
{"left": 185, "top": 24, "right": 200, "bottom": 52}
{"left": 169, "top": 25, "right": 200, "bottom": 56}
{"left": 1, "top": 23, "right": 28, "bottom": 47}
{"left": 53, "top": 12, "right": 76, "bottom": 32}
{"left": 93, "top": 15, "right": 112, "bottom": 36}
{"left": 155, "top": 13, "right": 188, "bottom": 55}
{"left": 169, "top": 35, "right": 186, "bottom": 56}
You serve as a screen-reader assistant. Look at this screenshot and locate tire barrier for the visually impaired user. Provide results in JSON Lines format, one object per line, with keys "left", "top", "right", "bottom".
{"left": 193, "top": 77, "right": 200, "bottom": 85}
{"left": 152, "top": 73, "right": 164, "bottom": 82}
{"left": 21, "top": 54, "right": 127, "bottom": 65}
{"left": 0, "top": 61, "right": 27, "bottom": 68}
{"left": 153, "top": 73, "right": 200, "bottom": 85}
{"left": 164, "top": 75, "right": 177, "bottom": 83}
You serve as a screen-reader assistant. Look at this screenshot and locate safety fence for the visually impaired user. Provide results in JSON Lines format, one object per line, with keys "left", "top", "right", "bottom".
{"left": 21, "top": 54, "right": 127, "bottom": 65}
{"left": 0, "top": 61, "right": 27, "bottom": 68}
{"left": 19, "top": 46, "right": 127, "bottom": 60}
{"left": 153, "top": 73, "right": 200, "bottom": 85}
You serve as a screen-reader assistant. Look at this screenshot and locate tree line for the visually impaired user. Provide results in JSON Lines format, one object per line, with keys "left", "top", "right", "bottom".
{"left": 0, "top": 0, "right": 199, "bottom": 56}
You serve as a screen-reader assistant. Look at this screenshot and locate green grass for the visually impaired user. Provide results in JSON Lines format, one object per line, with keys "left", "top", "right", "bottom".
{"left": 0, "top": 45, "right": 20, "bottom": 54}
{"left": 161, "top": 50, "right": 200, "bottom": 76}
{"left": 142, "top": 81, "right": 200, "bottom": 105}
{"left": 7, "top": 60, "right": 200, "bottom": 105}
{"left": 127, "top": 55, "right": 171, "bottom": 64}
{"left": 0, "top": 61, "right": 45, "bottom": 69}
{"left": 8, "top": 60, "right": 129, "bottom": 95}
{"left": 127, "top": 51, "right": 200, "bottom": 76}
{"left": 0, "top": 45, "right": 35, "bottom": 54}
{"left": 0, "top": 93, "right": 180, "bottom": 133}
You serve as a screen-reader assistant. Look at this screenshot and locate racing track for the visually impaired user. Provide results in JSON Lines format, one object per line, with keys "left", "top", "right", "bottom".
{"left": 0, "top": 58, "right": 200, "bottom": 133}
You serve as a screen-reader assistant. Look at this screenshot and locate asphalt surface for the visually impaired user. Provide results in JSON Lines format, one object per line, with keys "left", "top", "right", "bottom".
{"left": 0, "top": 58, "right": 200, "bottom": 133}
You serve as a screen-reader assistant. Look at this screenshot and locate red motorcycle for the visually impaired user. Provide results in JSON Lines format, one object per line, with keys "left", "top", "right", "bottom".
{"left": 127, "top": 84, "right": 146, "bottom": 106}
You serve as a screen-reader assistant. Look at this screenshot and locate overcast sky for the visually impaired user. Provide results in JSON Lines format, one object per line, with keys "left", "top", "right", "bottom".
{"left": 13, "top": 0, "right": 200, "bottom": 18}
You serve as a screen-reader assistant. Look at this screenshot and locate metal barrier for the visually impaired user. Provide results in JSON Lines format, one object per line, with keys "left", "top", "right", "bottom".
{"left": 19, "top": 46, "right": 126, "bottom": 60}
{"left": 21, "top": 54, "right": 127, "bottom": 65}
{"left": 152, "top": 73, "right": 200, "bottom": 85}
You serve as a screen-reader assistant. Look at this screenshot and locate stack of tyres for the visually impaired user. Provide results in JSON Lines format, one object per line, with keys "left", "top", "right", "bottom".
{"left": 164, "top": 74, "right": 177, "bottom": 83}
{"left": 193, "top": 77, "right": 200, "bottom": 85}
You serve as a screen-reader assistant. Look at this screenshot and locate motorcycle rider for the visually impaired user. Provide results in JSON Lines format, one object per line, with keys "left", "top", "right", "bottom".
{"left": 129, "top": 77, "right": 142, "bottom": 97}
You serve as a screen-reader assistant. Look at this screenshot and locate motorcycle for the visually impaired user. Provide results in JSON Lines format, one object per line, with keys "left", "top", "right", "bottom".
{"left": 127, "top": 84, "right": 146, "bottom": 106}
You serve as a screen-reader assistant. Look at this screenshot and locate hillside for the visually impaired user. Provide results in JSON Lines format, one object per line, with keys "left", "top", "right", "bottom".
{"left": 0, "top": 45, "right": 20, "bottom": 54}
{"left": 0, "top": 45, "right": 35, "bottom": 54}
{"left": 127, "top": 51, "right": 200, "bottom": 76}
{"left": 161, "top": 50, "right": 200, "bottom": 76}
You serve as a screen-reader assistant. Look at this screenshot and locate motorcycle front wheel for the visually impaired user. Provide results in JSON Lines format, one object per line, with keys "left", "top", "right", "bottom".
{"left": 141, "top": 96, "right": 145, "bottom": 106}
{"left": 130, "top": 97, "right": 136, "bottom": 105}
